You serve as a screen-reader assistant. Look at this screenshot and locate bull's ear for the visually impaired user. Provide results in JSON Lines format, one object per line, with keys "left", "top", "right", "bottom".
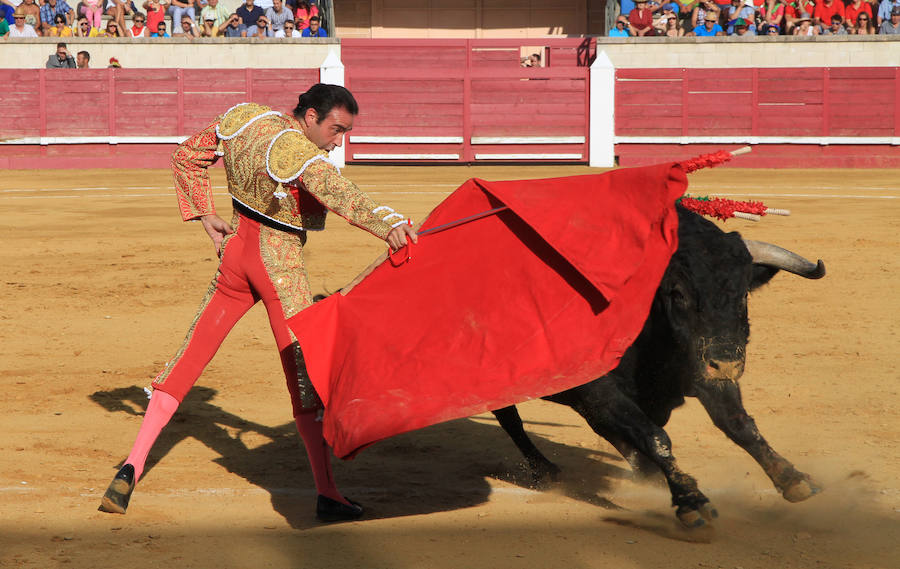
{"left": 749, "top": 264, "right": 779, "bottom": 291}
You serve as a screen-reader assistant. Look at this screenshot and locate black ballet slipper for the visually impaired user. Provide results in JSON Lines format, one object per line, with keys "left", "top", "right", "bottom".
{"left": 98, "top": 464, "right": 136, "bottom": 514}
{"left": 316, "top": 494, "right": 364, "bottom": 522}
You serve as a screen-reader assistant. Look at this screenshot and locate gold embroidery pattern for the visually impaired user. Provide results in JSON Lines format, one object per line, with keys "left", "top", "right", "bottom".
{"left": 173, "top": 120, "right": 219, "bottom": 221}
{"left": 290, "top": 330, "right": 322, "bottom": 410}
{"left": 258, "top": 224, "right": 312, "bottom": 319}
{"left": 267, "top": 130, "right": 327, "bottom": 182}
{"left": 217, "top": 103, "right": 272, "bottom": 139}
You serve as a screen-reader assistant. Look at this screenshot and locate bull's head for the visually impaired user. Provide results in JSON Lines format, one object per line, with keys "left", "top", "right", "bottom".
{"left": 650, "top": 211, "right": 825, "bottom": 391}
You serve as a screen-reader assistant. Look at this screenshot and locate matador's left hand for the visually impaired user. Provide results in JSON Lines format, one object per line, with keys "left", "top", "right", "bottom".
{"left": 386, "top": 222, "right": 418, "bottom": 252}
{"left": 200, "top": 214, "right": 234, "bottom": 257}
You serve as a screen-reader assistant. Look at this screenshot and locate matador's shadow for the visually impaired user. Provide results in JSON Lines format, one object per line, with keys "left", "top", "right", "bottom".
{"left": 91, "top": 386, "right": 631, "bottom": 529}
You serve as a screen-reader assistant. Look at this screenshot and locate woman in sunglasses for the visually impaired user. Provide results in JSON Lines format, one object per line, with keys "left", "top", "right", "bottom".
{"left": 74, "top": 15, "right": 100, "bottom": 36}
{"left": 844, "top": 0, "right": 872, "bottom": 31}
{"left": 129, "top": 11, "right": 149, "bottom": 36}
{"left": 101, "top": 18, "right": 125, "bottom": 36}
{"left": 853, "top": 12, "right": 875, "bottom": 34}
{"left": 48, "top": 14, "right": 74, "bottom": 36}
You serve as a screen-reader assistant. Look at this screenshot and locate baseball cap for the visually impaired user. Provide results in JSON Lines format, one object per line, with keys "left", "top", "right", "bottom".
{"left": 204, "top": 13, "right": 216, "bottom": 19}
{"left": 892, "top": 5, "right": 900, "bottom": 14}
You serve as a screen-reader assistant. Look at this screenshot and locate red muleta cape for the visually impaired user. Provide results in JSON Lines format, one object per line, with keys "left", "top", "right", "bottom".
{"left": 287, "top": 163, "right": 688, "bottom": 458}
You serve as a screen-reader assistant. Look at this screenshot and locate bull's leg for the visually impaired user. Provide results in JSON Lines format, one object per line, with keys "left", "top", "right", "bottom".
{"left": 566, "top": 384, "right": 718, "bottom": 527}
{"left": 694, "top": 380, "right": 821, "bottom": 502}
{"left": 492, "top": 406, "right": 562, "bottom": 484}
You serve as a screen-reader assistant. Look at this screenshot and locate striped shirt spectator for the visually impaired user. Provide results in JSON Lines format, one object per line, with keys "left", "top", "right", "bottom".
{"left": 40, "top": 0, "right": 73, "bottom": 29}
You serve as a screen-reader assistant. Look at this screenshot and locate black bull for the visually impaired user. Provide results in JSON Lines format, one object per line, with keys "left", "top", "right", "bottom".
{"left": 491, "top": 205, "right": 826, "bottom": 527}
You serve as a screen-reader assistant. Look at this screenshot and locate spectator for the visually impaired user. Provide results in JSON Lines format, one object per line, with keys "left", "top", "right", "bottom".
{"left": 726, "top": 0, "right": 756, "bottom": 34}
{"left": 167, "top": 0, "right": 193, "bottom": 30}
{"left": 609, "top": 15, "right": 631, "bottom": 36}
{"left": 128, "top": 11, "right": 147, "bottom": 35}
{"left": 219, "top": 11, "right": 245, "bottom": 35}
{"left": 620, "top": 0, "right": 636, "bottom": 25}
{"left": 762, "top": 22, "right": 781, "bottom": 34}
{"left": 654, "top": 3, "right": 679, "bottom": 34}
{"left": 792, "top": 11, "right": 818, "bottom": 34}
{"left": 46, "top": 12, "right": 71, "bottom": 34}
{"left": 76, "top": 49, "right": 89, "bottom": 67}
{"left": 19, "top": 0, "right": 40, "bottom": 33}
{"left": 46, "top": 41, "right": 76, "bottom": 67}
{"left": 629, "top": 0, "right": 657, "bottom": 35}
{"left": 79, "top": 0, "right": 103, "bottom": 28}
{"left": 662, "top": 12, "right": 684, "bottom": 35}
{"left": 852, "top": 12, "right": 875, "bottom": 33}
{"left": 759, "top": 0, "right": 785, "bottom": 31}
{"left": 8, "top": 6, "right": 39, "bottom": 35}
{"left": 246, "top": 12, "right": 272, "bottom": 35}
{"left": 1, "top": 0, "right": 14, "bottom": 27}
{"left": 877, "top": 0, "right": 900, "bottom": 26}
{"left": 142, "top": 0, "right": 167, "bottom": 33}
{"left": 880, "top": 4, "right": 900, "bottom": 31}
{"left": 199, "top": 12, "right": 217, "bottom": 34}
{"left": 175, "top": 12, "right": 198, "bottom": 35}
{"left": 235, "top": 0, "right": 262, "bottom": 26}
{"left": 264, "top": 0, "right": 287, "bottom": 30}
{"left": 822, "top": 13, "right": 847, "bottom": 33}
{"left": 105, "top": 0, "right": 136, "bottom": 26}
{"left": 40, "top": 0, "right": 73, "bottom": 34}
{"left": 0, "top": 16, "right": 7, "bottom": 36}
{"left": 100, "top": 16, "right": 123, "bottom": 34}
{"left": 691, "top": 0, "right": 718, "bottom": 32}
{"left": 200, "top": 0, "right": 226, "bottom": 26}
{"left": 274, "top": 16, "right": 297, "bottom": 35}
{"left": 692, "top": 8, "right": 724, "bottom": 34}
{"left": 731, "top": 16, "right": 755, "bottom": 33}
{"left": 844, "top": 0, "right": 873, "bottom": 29}
{"left": 74, "top": 14, "right": 98, "bottom": 34}
{"left": 812, "top": 0, "right": 844, "bottom": 28}
{"left": 784, "top": 0, "right": 815, "bottom": 33}
{"left": 150, "top": 17, "right": 167, "bottom": 34}
{"left": 293, "top": 0, "right": 315, "bottom": 29}
{"left": 301, "top": 12, "right": 323, "bottom": 35}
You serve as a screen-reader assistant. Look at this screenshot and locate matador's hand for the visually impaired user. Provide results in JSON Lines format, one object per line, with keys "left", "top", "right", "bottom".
{"left": 386, "top": 222, "right": 418, "bottom": 251}
{"left": 200, "top": 214, "right": 234, "bottom": 257}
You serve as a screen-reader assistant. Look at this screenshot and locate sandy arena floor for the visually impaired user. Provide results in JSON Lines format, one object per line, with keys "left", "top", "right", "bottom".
{"left": 0, "top": 165, "right": 898, "bottom": 569}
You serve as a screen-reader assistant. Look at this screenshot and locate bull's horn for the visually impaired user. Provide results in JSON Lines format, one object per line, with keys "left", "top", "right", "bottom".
{"left": 742, "top": 240, "right": 826, "bottom": 279}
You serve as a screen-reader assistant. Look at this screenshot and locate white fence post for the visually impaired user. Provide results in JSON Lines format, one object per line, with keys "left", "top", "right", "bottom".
{"left": 320, "top": 48, "right": 347, "bottom": 168}
{"left": 589, "top": 50, "right": 615, "bottom": 168}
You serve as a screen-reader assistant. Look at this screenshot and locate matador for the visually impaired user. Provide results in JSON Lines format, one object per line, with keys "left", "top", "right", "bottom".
{"left": 98, "top": 84, "right": 418, "bottom": 522}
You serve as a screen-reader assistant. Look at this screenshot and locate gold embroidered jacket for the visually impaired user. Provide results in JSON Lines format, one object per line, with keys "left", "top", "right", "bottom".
{"left": 172, "top": 102, "right": 405, "bottom": 239}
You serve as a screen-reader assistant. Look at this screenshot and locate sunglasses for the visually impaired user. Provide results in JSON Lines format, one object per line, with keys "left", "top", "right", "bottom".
{"left": 14, "top": 16, "right": 24, "bottom": 19}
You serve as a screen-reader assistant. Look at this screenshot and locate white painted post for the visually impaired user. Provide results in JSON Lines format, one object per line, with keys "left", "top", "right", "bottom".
{"left": 319, "top": 48, "right": 347, "bottom": 167}
{"left": 589, "top": 50, "right": 615, "bottom": 168}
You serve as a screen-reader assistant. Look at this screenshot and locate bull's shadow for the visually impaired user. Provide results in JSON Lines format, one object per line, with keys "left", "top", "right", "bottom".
{"left": 91, "top": 387, "right": 631, "bottom": 529}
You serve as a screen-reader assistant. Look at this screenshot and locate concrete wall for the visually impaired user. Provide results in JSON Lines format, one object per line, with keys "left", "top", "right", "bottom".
{"left": 0, "top": 38, "right": 340, "bottom": 70}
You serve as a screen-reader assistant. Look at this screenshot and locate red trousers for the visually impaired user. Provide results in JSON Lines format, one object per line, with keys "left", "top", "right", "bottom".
{"left": 151, "top": 213, "right": 318, "bottom": 415}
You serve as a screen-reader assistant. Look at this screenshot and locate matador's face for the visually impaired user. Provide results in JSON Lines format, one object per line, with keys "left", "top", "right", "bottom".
{"left": 302, "top": 106, "right": 354, "bottom": 152}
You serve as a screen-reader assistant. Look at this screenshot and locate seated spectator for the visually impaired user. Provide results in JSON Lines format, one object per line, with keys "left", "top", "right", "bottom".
{"left": 74, "top": 14, "right": 98, "bottom": 34}
{"left": 792, "top": 11, "right": 818, "bottom": 34}
{"left": 691, "top": 0, "right": 718, "bottom": 32}
{"left": 105, "top": 0, "right": 136, "bottom": 25}
{"left": 100, "top": 16, "right": 123, "bottom": 34}
{"left": 662, "top": 12, "right": 684, "bottom": 35}
{"left": 759, "top": 0, "right": 785, "bottom": 31}
{"left": 609, "top": 15, "right": 631, "bottom": 36}
{"left": 293, "top": 0, "right": 315, "bottom": 29}
{"left": 8, "top": 6, "right": 39, "bottom": 35}
{"left": 236, "top": 0, "right": 262, "bottom": 25}
{"left": 46, "top": 13, "right": 72, "bottom": 34}
{"left": 300, "top": 12, "right": 323, "bottom": 35}
{"left": 19, "top": 0, "right": 40, "bottom": 33}
{"left": 762, "top": 22, "right": 781, "bottom": 34}
{"left": 654, "top": 3, "right": 679, "bottom": 34}
{"left": 784, "top": 0, "right": 815, "bottom": 33}
{"left": 245, "top": 11, "right": 270, "bottom": 35}
{"left": 142, "top": 0, "right": 167, "bottom": 34}
{"left": 150, "top": 18, "right": 168, "bottom": 34}
{"left": 274, "top": 16, "right": 298, "bottom": 35}
{"left": 219, "top": 11, "right": 245, "bottom": 35}
{"left": 877, "top": 0, "right": 900, "bottom": 26}
{"left": 812, "top": 0, "right": 844, "bottom": 28}
{"left": 629, "top": 0, "right": 657, "bottom": 35}
{"left": 76, "top": 49, "right": 90, "bottom": 67}
{"left": 726, "top": 0, "right": 756, "bottom": 34}
{"left": 844, "top": 0, "right": 873, "bottom": 29}
{"left": 852, "top": 12, "right": 875, "bottom": 33}
{"left": 264, "top": 0, "right": 287, "bottom": 30}
{"left": 880, "top": 4, "right": 900, "bottom": 31}
{"left": 46, "top": 41, "right": 76, "bottom": 67}
{"left": 0, "top": 16, "right": 7, "bottom": 36}
{"left": 1, "top": 1, "right": 14, "bottom": 27}
{"left": 822, "top": 13, "right": 848, "bottom": 33}
{"left": 128, "top": 11, "right": 148, "bottom": 35}
{"left": 79, "top": 0, "right": 103, "bottom": 28}
{"left": 40, "top": 0, "right": 74, "bottom": 35}
{"left": 167, "top": 0, "right": 193, "bottom": 30}
{"left": 199, "top": 12, "right": 218, "bottom": 34}
{"left": 200, "top": 0, "right": 226, "bottom": 26}
{"left": 731, "top": 16, "right": 755, "bottom": 34}
{"left": 174, "top": 12, "right": 197, "bottom": 35}
{"left": 692, "top": 8, "right": 724, "bottom": 34}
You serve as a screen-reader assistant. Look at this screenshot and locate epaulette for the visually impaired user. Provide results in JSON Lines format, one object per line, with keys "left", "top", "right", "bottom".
{"left": 216, "top": 102, "right": 281, "bottom": 140}
{"left": 265, "top": 129, "right": 333, "bottom": 183}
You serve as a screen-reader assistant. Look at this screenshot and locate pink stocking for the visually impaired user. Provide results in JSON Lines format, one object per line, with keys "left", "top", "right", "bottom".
{"left": 294, "top": 410, "right": 348, "bottom": 505}
{"left": 124, "top": 390, "right": 180, "bottom": 482}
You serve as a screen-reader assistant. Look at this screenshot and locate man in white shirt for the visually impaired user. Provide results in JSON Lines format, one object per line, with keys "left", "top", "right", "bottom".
{"left": 274, "top": 16, "right": 299, "bottom": 36}
{"left": 264, "top": 0, "right": 289, "bottom": 31}
{"left": 8, "top": 7, "right": 38, "bottom": 36}
{"left": 200, "top": 0, "right": 228, "bottom": 27}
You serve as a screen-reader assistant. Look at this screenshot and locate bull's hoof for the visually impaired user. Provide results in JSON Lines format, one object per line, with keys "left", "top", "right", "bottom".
{"left": 527, "top": 461, "right": 562, "bottom": 487}
{"left": 676, "top": 502, "right": 717, "bottom": 528}
{"left": 782, "top": 478, "right": 822, "bottom": 503}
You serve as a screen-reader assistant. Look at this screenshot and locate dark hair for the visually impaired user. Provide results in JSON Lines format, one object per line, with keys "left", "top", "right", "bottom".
{"left": 57, "top": 41, "right": 67, "bottom": 48}
{"left": 293, "top": 83, "right": 359, "bottom": 123}
{"left": 77, "top": 50, "right": 90, "bottom": 61}
{"left": 309, "top": 15, "right": 319, "bottom": 22}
